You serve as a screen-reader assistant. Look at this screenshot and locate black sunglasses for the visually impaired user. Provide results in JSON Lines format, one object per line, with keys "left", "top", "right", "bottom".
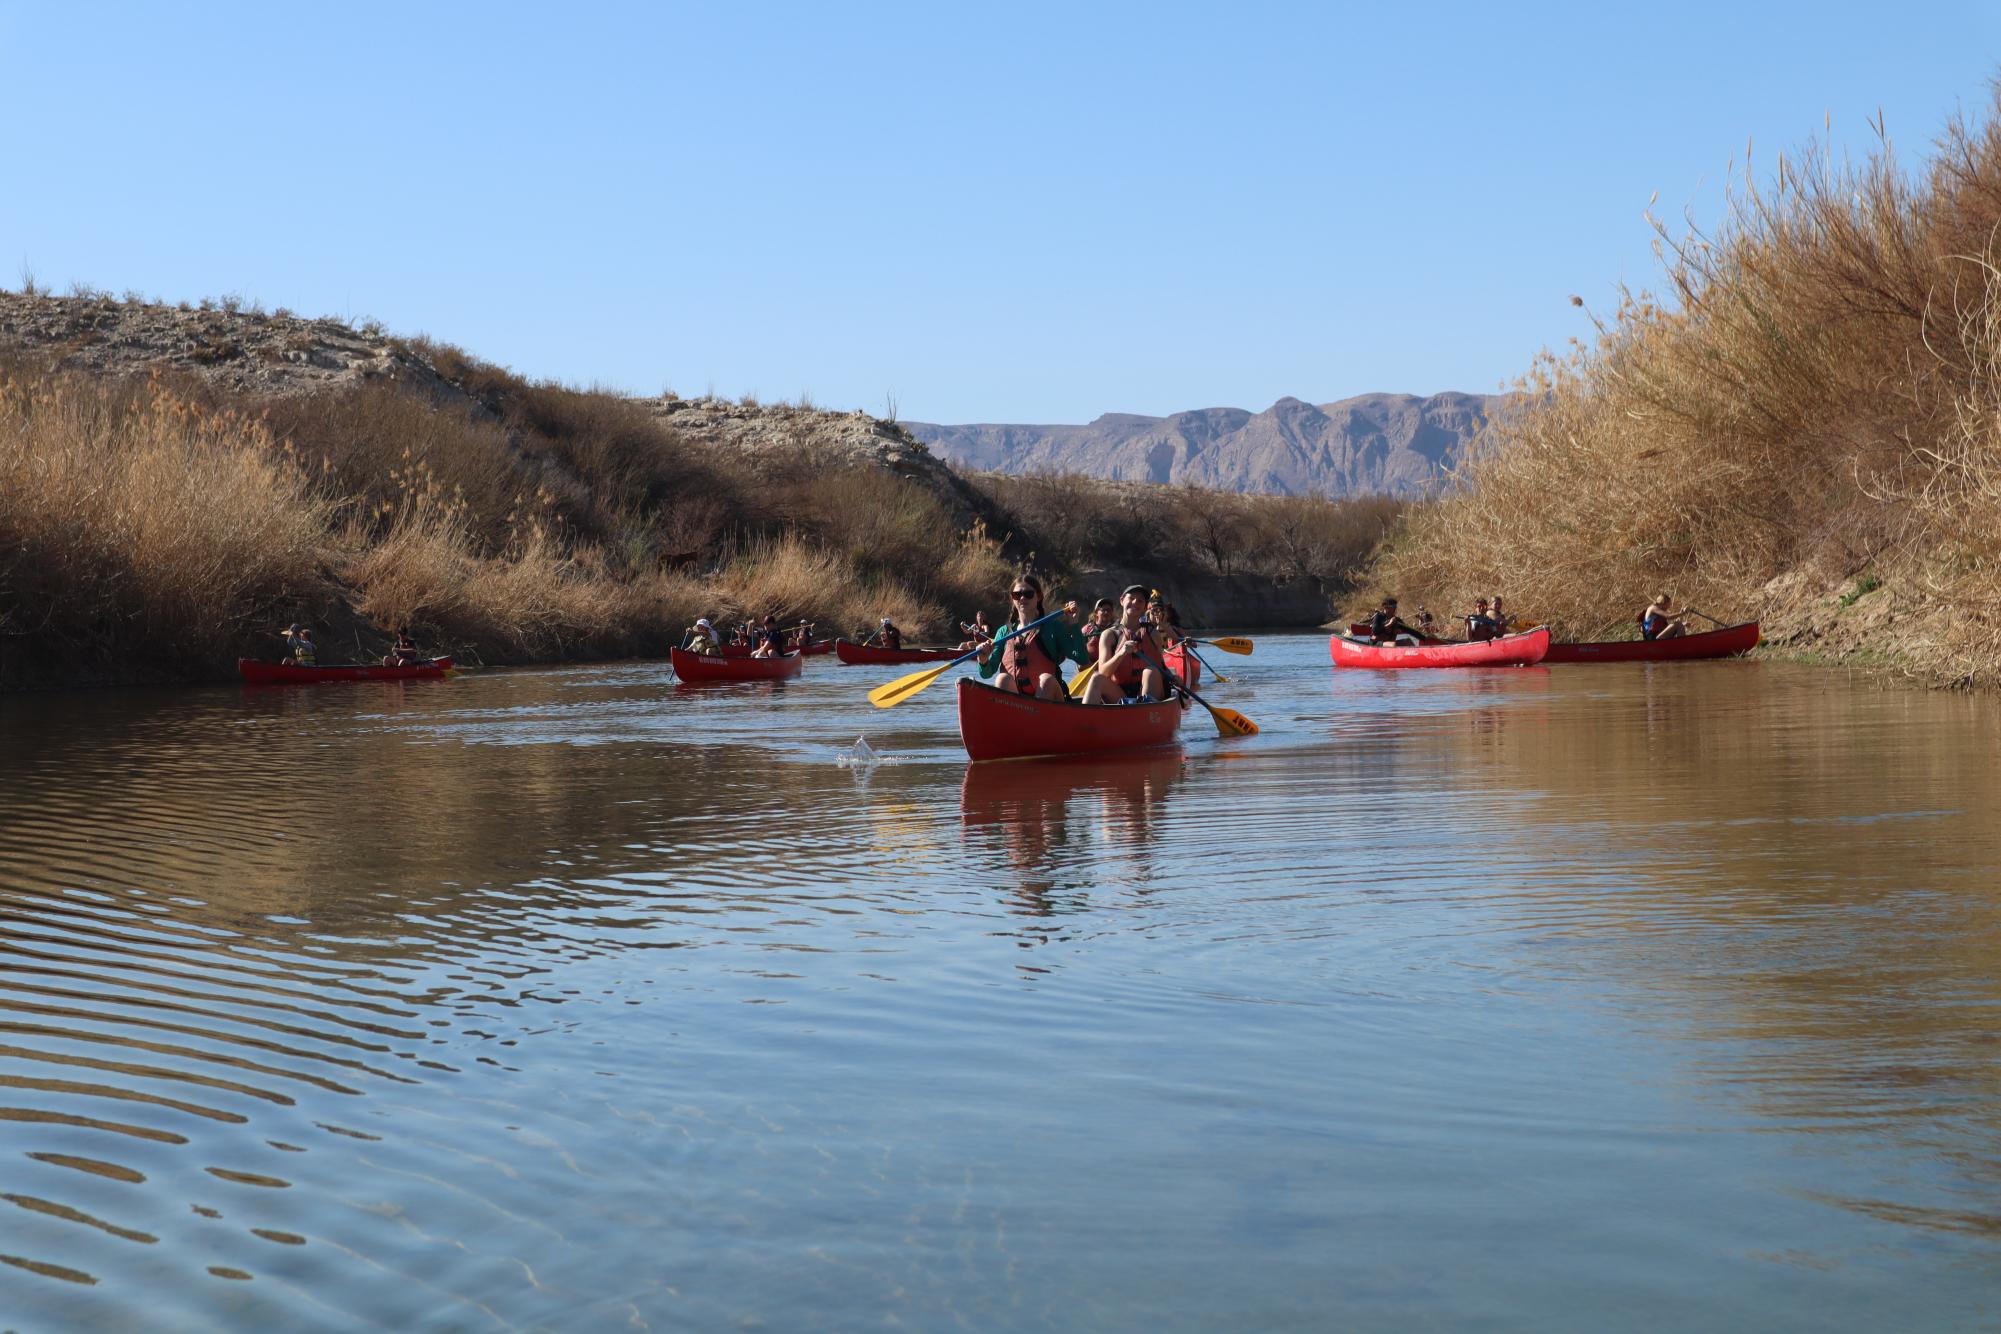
{"left": 1009, "top": 589, "right": 1034, "bottom": 599}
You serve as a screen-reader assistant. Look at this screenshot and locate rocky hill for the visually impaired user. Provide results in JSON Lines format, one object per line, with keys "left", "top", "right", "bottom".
{"left": 906, "top": 391, "right": 1493, "bottom": 496}
{"left": 0, "top": 289, "right": 1001, "bottom": 538}
{"left": 0, "top": 290, "right": 452, "bottom": 397}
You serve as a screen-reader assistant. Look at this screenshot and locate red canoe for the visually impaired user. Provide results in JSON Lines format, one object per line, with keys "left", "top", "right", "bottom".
{"left": 834, "top": 639, "right": 965, "bottom": 666}
{"left": 957, "top": 678, "right": 1186, "bottom": 762}
{"left": 238, "top": 657, "right": 454, "bottom": 685}
{"left": 1161, "top": 643, "right": 1199, "bottom": 689}
{"left": 1543, "top": 621, "right": 1760, "bottom": 663}
{"left": 1329, "top": 627, "right": 1550, "bottom": 669}
{"left": 670, "top": 647, "right": 804, "bottom": 682}
{"left": 715, "top": 639, "right": 833, "bottom": 658}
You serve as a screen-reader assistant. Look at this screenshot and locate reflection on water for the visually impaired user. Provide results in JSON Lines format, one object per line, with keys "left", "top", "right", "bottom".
{"left": 960, "top": 752, "right": 1186, "bottom": 925}
{"left": 3, "top": 647, "right": 2001, "bottom": 1329}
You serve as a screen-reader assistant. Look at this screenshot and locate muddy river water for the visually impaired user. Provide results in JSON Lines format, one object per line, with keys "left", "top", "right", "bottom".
{"left": 2, "top": 634, "right": 1999, "bottom": 1330}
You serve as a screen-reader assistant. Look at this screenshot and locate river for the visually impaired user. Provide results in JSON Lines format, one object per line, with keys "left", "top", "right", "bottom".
{"left": 2, "top": 635, "right": 1998, "bottom": 1330}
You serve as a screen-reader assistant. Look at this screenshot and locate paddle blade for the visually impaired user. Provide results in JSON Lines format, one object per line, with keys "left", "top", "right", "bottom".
{"left": 1208, "top": 706, "right": 1259, "bottom": 738}
{"left": 869, "top": 661, "right": 954, "bottom": 709}
{"left": 1067, "top": 663, "right": 1097, "bottom": 698}
{"left": 1203, "top": 636, "right": 1254, "bottom": 656}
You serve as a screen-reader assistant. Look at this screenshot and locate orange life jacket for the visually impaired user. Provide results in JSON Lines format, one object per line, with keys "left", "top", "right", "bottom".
{"left": 1002, "top": 627, "right": 1061, "bottom": 691}
{"left": 1106, "top": 623, "right": 1154, "bottom": 687}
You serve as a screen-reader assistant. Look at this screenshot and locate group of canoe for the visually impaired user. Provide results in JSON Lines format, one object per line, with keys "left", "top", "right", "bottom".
{"left": 237, "top": 587, "right": 1762, "bottom": 764}
{"left": 238, "top": 623, "right": 455, "bottom": 684}
{"left": 1332, "top": 593, "right": 1760, "bottom": 668}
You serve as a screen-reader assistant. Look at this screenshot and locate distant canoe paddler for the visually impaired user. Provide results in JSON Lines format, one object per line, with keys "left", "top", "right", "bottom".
{"left": 383, "top": 628, "right": 424, "bottom": 666}
{"left": 281, "top": 623, "right": 316, "bottom": 666}
{"left": 1368, "top": 598, "right": 1427, "bottom": 646}
{"left": 868, "top": 617, "right": 904, "bottom": 651}
{"left": 683, "top": 617, "right": 721, "bottom": 654}
{"left": 1640, "top": 594, "right": 1689, "bottom": 641}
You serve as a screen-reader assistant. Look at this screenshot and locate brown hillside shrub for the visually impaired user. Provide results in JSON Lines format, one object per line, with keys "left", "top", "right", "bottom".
{"left": 0, "top": 369, "right": 331, "bottom": 675}
{"left": 261, "top": 383, "right": 535, "bottom": 553}
{"left": 708, "top": 536, "right": 941, "bottom": 640}
{"left": 969, "top": 470, "right": 1404, "bottom": 585}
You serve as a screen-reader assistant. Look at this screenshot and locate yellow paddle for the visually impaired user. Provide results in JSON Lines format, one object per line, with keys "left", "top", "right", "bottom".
{"left": 1141, "top": 647, "right": 1257, "bottom": 738}
{"left": 1068, "top": 662, "right": 1097, "bottom": 697}
{"left": 1195, "top": 636, "right": 1254, "bottom": 656}
{"left": 869, "top": 610, "right": 1064, "bottom": 709}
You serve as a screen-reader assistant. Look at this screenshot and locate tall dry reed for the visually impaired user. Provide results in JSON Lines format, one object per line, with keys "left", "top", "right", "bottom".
{"left": 1374, "top": 91, "right": 2001, "bottom": 683}
{"left": 0, "top": 370, "right": 330, "bottom": 678}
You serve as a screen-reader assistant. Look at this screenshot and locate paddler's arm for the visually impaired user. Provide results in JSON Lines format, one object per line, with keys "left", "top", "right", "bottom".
{"left": 977, "top": 637, "right": 1005, "bottom": 679}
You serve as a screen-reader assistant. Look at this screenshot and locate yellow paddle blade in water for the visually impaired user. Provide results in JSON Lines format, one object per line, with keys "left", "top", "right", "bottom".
{"left": 1067, "top": 663, "right": 1097, "bottom": 698}
{"left": 1202, "top": 636, "right": 1254, "bottom": 656}
{"left": 1205, "top": 703, "right": 1258, "bottom": 737}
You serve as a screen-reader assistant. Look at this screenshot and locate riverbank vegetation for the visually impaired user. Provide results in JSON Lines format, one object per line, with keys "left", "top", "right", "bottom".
{"left": 1372, "top": 92, "right": 2001, "bottom": 686}
{"left": 0, "top": 330, "right": 1399, "bottom": 688}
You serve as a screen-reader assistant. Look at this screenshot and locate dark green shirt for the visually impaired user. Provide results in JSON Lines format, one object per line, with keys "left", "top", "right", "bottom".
{"left": 977, "top": 618, "right": 1093, "bottom": 679}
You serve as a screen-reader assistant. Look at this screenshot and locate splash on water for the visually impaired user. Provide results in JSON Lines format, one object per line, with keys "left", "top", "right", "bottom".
{"left": 836, "top": 736, "right": 885, "bottom": 768}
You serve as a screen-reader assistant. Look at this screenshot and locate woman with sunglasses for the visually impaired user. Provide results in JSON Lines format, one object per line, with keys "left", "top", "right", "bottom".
{"left": 979, "top": 574, "right": 1092, "bottom": 701}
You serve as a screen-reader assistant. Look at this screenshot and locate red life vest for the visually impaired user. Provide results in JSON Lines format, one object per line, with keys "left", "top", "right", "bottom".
{"left": 1002, "top": 626, "right": 1061, "bottom": 692}
{"left": 1106, "top": 623, "right": 1154, "bottom": 687}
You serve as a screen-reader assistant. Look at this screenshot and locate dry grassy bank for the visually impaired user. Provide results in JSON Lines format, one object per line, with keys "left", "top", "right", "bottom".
{"left": 1372, "top": 90, "right": 2001, "bottom": 685}
{"left": 0, "top": 327, "right": 1397, "bottom": 688}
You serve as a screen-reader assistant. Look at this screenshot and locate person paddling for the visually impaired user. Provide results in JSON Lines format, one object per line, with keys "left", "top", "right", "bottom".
{"left": 866, "top": 617, "right": 903, "bottom": 650}
{"left": 1082, "top": 598, "right": 1117, "bottom": 651}
{"left": 1489, "top": 595, "right": 1513, "bottom": 634}
{"left": 383, "top": 628, "right": 424, "bottom": 666}
{"left": 682, "top": 617, "right": 721, "bottom": 653}
{"left": 1640, "top": 594, "right": 1690, "bottom": 641}
{"left": 1367, "top": 598, "right": 1427, "bottom": 645}
{"left": 1083, "top": 585, "right": 1170, "bottom": 705}
{"left": 981, "top": 574, "right": 1091, "bottom": 701}
{"left": 787, "top": 620, "right": 815, "bottom": 652}
{"left": 281, "top": 623, "right": 316, "bottom": 666}
{"left": 1464, "top": 598, "right": 1499, "bottom": 642}
{"left": 957, "top": 610, "right": 994, "bottom": 652}
{"left": 1088, "top": 600, "right": 1120, "bottom": 652}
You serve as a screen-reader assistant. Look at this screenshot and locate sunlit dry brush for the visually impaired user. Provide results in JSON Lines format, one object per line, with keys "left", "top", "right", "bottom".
{"left": 1374, "top": 90, "right": 2001, "bottom": 682}
{"left": 0, "top": 366, "right": 331, "bottom": 680}
{"left": 338, "top": 506, "right": 478, "bottom": 636}
{"left": 706, "top": 535, "right": 934, "bottom": 640}
{"left": 260, "top": 384, "right": 534, "bottom": 554}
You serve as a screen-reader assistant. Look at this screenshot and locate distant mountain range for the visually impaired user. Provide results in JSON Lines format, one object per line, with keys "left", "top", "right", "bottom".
{"left": 907, "top": 391, "right": 1494, "bottom": 496}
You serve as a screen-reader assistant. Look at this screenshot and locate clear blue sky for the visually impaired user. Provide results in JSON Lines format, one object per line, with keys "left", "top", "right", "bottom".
{"left": 3, "top": 3, "right": 1997, "bottom": 421}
